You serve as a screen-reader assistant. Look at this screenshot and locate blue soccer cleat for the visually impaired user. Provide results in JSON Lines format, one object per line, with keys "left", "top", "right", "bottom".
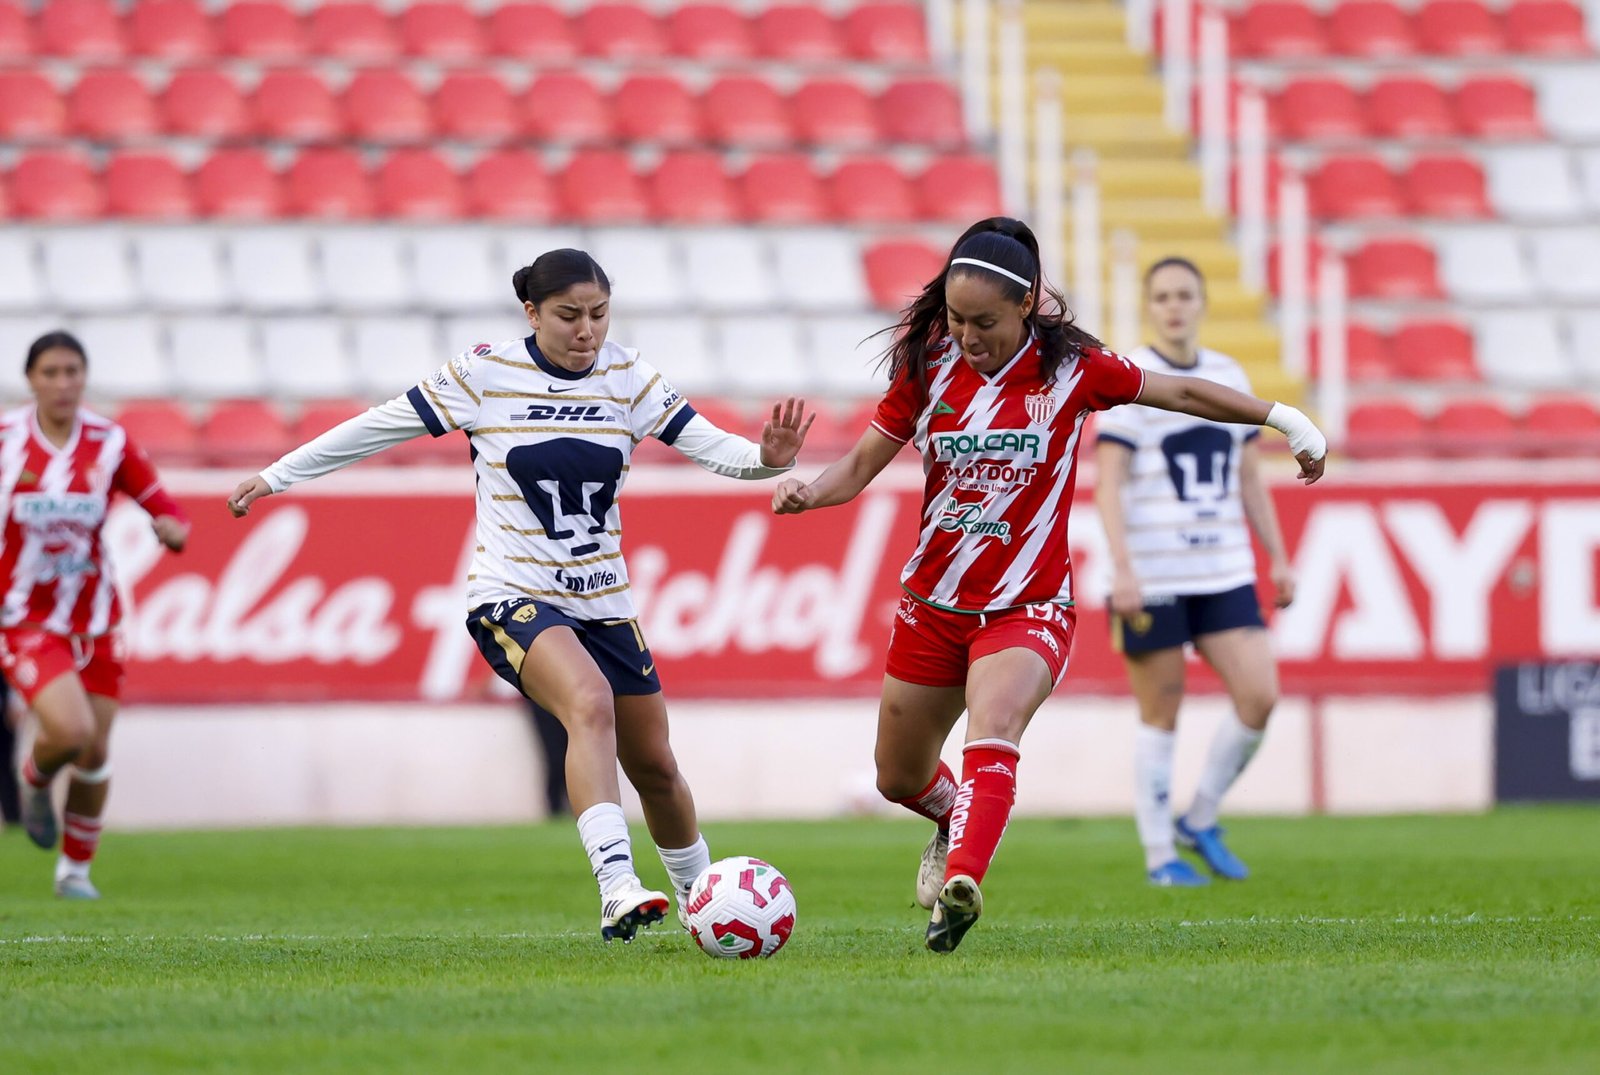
{"left": 1147, "top": 859, "right": 1210, "bottom": 887}
{"left": 1175, "top": 816, "right": 1250, "bottom": 880}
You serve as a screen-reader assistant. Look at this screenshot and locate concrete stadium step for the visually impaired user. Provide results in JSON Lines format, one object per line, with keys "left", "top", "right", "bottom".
{"left": 1056, "top": 116, "right": 1190, "bottom": 159}
{"left": 1097, "top": 159, "right": 1204, "bottom": 201}
{"left": 1100, "top": 200, "right": 1227, "bottom": 243}
{"left": 1022, "top": 40, "right": 1147, "bottom": 77}
{"left": 1020, "top": 2, "right": 1128, "bottom": 39}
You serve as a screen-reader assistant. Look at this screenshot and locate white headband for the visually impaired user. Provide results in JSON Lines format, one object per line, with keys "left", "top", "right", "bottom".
{"left": 950, "top": 257, "right": 1033, "bottom": 289}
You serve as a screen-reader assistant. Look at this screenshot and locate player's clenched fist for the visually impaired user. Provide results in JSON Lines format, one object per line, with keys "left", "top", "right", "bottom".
{"left": 771, "top": 478, "right": 813, "bottom": 514}
{"left": 227, "top": 475, "right": 274, "bottom": 518}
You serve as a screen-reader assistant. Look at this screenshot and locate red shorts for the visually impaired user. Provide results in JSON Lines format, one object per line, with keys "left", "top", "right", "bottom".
{"left": 0, "top": 628, "right": 125, "bottom": 705}
{"left": 884, "top": 594, "right": 1076, "bottom": 688}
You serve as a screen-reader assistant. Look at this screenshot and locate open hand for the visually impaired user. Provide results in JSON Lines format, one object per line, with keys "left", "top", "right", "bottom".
{"left": 759, "top": 397, "right": 815, "bottom": 469}
{"left": 227, "top": 475, "right": 273, "bottom": 518}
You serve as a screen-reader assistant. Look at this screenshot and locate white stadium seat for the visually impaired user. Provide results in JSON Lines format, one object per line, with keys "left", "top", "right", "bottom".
{"left": 716, "top": 315, "right": 814, "bottom": 394}
{"left": 682, "top": 229, "right": 777, "bottom": 312}
{"left": 0, "top": 317, "right": 58, "bottom": 384}
{"left": 1483, "top": 147, "right": 1582, "bottom": 222}
{"left": 808, "top": 315, "right": 890, "bottom": 396}
{"left": 319, "top": 231, "right": 410, "bottom": 312}
{"left": 1437, "top": 229, "right": 1535, "bottom": 303}
{"left": 589, "top": 229, "right": 686, "bottom": 310}
{"left": 492, "top": 227, "right": 587, "bottom": 292}
{"left": 625, "top": 316, "right": 721, "bottom": 397}
{"left": 1473, "top": 312, "right": 1573, "bottom": 389}
{"left": 350, "top": 316, "right": 442, "bottom": 398}
{"left": 1529, "top": 232, "right": 1600, "bottom": 301}
{"left": 1568, "top": 312, "right": 1600, "bottom": 382}
{"left": 41, "top": 230, "right": 137, "bottom": 312}
{"left": 440, "top": 314, "right": 528, "bottom": 358}
{"left": 410, "top": 229, "right": 501, "bottom": 311}
{"left": 228, "top": 228, "right": 320, "bottom": 311}
{"left": 1577, "top": 149, "right": 1600, "bottom": 213}
{"left": 0, "top": 234, "right": 42, "bottom": 312}
{"left": 1537, "top": 68, "right": 1600, "bottom": 142}
{"left": 168, "top": 317, "right": 266, "bottom": 399}
{"left": 771, "top": 231, "right": 868, "bottom": 312}
{"left": 133, "top": 230, "right": 229, "bottom": 311}
{"left": 260, "top": 317, "right": 359, "bottom": 400}
{"left": 73, "top": 316, "right": 171, "bottom": 399}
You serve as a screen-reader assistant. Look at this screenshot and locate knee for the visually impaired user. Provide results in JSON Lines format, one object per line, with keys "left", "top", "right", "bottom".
{"left": 875, "top": 763, "right": 926, "bottom": 803}
{"left": 48, "top": 720, "right": 96, "bottom": 759}
{"left": 1237, "top": 691, "right": 1277, "bottom": 729}
{"left": 626, "top": 752, "right": 683, "bottom": 799}
{"left": 74, "top": 737, "right": 110, "bottom": 772}
{"left": 557, "top": 684, "right": 616, "bottom": 739}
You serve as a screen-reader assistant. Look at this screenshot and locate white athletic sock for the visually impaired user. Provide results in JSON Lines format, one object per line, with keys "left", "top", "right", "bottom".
{"left": 656, "top": 836, "right": 711, "bottom": 897}
{"left": 1134, "top": 724, "right": 1178, "bottom": 871}
{"left": 55, "top": 855, "right": 89, "bottom": 883}
{"left": 1187, "top": 714, "right": 1265, "bottom": 831}
{"left": 576, "top": 802, "right": 638, "bottom": 896}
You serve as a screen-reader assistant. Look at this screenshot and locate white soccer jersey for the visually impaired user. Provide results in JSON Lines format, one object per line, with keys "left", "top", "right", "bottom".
{"left": 262, "top": 336, "right": 788, "bottom": 620}
{"left": 1094, "top": 346, "right": 1260, "bottom": 598}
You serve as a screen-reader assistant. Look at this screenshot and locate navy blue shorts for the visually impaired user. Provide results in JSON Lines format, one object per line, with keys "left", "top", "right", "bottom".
{"left": 467, "top": 598, "right": 662, "bottom": 698}
{"left": 1111, "top": 583, "right": 1265, "bottom": 656}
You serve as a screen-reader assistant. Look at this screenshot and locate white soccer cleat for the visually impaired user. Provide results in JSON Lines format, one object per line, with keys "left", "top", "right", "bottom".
{"left": 915, "top": 828, "right": 950, "bottom": 910}
{"left": 676, "top": 888, "right": 692, "bottom": 932}
{"left": 54, "top": 873, "right": 100, "bottom": 900}
{"left": 599, "top": 881, "right": 671, "bottom": 943}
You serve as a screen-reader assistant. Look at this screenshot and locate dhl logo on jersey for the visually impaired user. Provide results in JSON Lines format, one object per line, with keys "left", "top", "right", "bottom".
{"left": 509, "top": 404, "right": 618, "bottom": 423}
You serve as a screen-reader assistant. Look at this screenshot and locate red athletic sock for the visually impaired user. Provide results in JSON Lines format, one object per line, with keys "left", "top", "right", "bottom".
{"left": 890, "top": 761, "right": 958, "bottom": 830}
{"left": 945, "top": 740, "right": 1020, "bottom": 887}
{"left": 21, "top": 754, "right": 53, "bottom": 789}
{"left": 61, "top": 812, "right": 103, "bottom": 864}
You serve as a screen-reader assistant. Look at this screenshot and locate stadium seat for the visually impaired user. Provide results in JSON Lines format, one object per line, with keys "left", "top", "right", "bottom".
{"left": 864, "top": 239, "right": 944, "bottom": 311}
{"left": 756, "top": 5, "right": 845, "bottom": 62}
{"left": 464, "top": 150, "right": 558, "bottom": 221}
{"left": 68, "top": 70, "right": 159, "bottom": 140}
{"left": 376, "top": 149, "right": 462, "bottom": 219}
{"left": 400, "top": 2, "right": 485, "bottom": 60}
{"left": 1236, "top": 2, "right": 1328, "bottom": 58}
{"left": 590, "top": 229, "right": 685, "bottom": 309}
{"left": 613, "top": 74, "right": 703, "bottom": 145}
{"left": 128, "top": 0, "right": 214, "bottom": 60}
{"left": 0, "top": 72, "right": 64, "bottom": 140}
{"left": 37, "top": 0, "right": 124, "bottom": 60}
{"left": 218, "top": 0, "right": 305, "bottom": 62}
{"left": 717, "top": 315, "right": 813, "bottom": 393}
{"left": 1484, "top": 146, "right": 1583, "bottom": 220}
{"left": 523, "top": 73, "right": 612, "bottom": 144}
{"left": 682, "top": 230, "right": 777, "bottom": 312}
{"left": 1327, "top": 1, "right": 1416, "bottom": 57}
{"left": 1455, "top": 77, "right": 1543, "bottom": 138}
{"left": 227, "top": 227, "right": 319, "bottom": 309}
{"left": 1432, "top": 400, "right": 1517, "bottom": 455}
{"left": 1309, "top": 155, "right": 1403, "bottom": 219}
{"left": 253, "top": 69, "right": 343, "bottom": 142}
{"left": 259, "top": 318, "right": 359, "bottom": 400}
{"left": 625, "top": 317, "right": 720, "bottom": 395}
{"left": 161, "top": 69, "right": 250, "bottom": 139}
{"left": 292, "top": 399, "right": 368, "bottom": 445}
{"left": 1366, "top": 77, "right": 1457, "bottom": 138}
{"left": 560, "top": 151, "right": 649, "bottom": 223}
{"left": 793, "top": 79, "right": 880, "bottom": 147}
{"left": 1274, "top": 79, "right": 1365, "bottom": 140}
{"left": 808, "top": 315, "right": 888, "bottom": 396}
{"left": 770, "top": 231, "right": 867, "bottom": 312}
{"left": 1348, "top": 237, "right": 1443, "bottom": 299}
{"left": 878, "top": 79, "right": 965, "bottom": 147}
{"left": 1309, "top": 322, "right": 1391, "bottom": 381}
{"left": 309, "top": 2, "right": 398, "bottom": 61}
{"left": 431, "top": 73, "right": 517, "bottom": 142}
{"left": 0, "top": 4, "right": 32, "bottom": 64}
{"left": 829, "top": 158, "right": 917, "bottom": 223}
{"left": 198, "top": 399, "right": 294, "bottom": 465}
{"left": 578, "top": 3, "right": 665, "bottom": 60}
{"left": 113, "top": 400, "right": 199, "bottom": 460}
{"left": 1437, "top": 229, "right": 1534, "bottom": 301}
{"left": 10, "top": 152, "right": 102, "bottom": 220}
{"left": 41, "top": 231, "right": 135, "bottom": 311}
{"left": 739, "top": 153, "right": 829, "bottom": 223}
{"left": 285, "top": 148, "right": 372, "bottom": 219}
{"left": 320, "top": 231, "right": 409, "bottom": 311}
{"left": 1580, "top": 148, "right": 1600, "bottom": 211}
{"left": 487, "top": 3, "right": 577, "bottom": 60}
{"left": 194, "top": 149, "right": 281, "bottom": 218}
{"left": 1391, "top": 319, "right": 1478, "bottom": 381}
{"left": 1537, "top": 69, "right": 1600, "bottom": 141}
{"left": 844, "top": 3, "right": 930, "bottom": 62}
{"left": 0, "top": 235, "right": 41, "bottom": 312}
{"left": 1570, "top": 312, "right": 1600, "bottom": 381}
{"left": 410, "top": 229, "right": 499, "bottom": 310}
{"left": 1414, "top": 0, "right": 1505, "bottom": 55}
{"left": 648, "top": 152, "right": 742, "bottom": 223}
{"left": 170, "top": 318, "right": 267, "bottom": 399}
{"left": 76, "top": 316, "right": 172, "bottom": 399}
{"left": 350, "top": 316, "right": 442, "bottom": 397}
{"left": 918, "top": 156, "right": 1004, "bottom": 222}
{"left": 105, "top": 154, "right": 192, "bottom": 219}
{"left": 1503, "top": 1, "right": 1592, "bottom": 54}
{"left": 703, "top": 75, "right": 793, "bottom": 148}
{"left": 342, "top": 70, "right": 431, "bottom": 144}
{"left": 133, "top": 230, "right": 228, "bottom": 310}
{"left": 1346, "top": 398, "right": 1426, "bottom": 457}
{"left": 1474, "top": 311, "right": 1571, "bottom": 388}
{"left": 1403, "top": 154, "right": 1490, "bottom": 217}
{"left": 1529, "top": 231, "right": 1600, "bottom": 299}
{"left": 669, "top": 4, "right": 755, "bottom": 60}
{"left": 1522, "top": 397, "right": 1600, "bottom": 455}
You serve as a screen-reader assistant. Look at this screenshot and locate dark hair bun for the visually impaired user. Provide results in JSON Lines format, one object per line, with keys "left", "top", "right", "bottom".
{"left": 511, "top": 266, "right": 532, "bottom": 303}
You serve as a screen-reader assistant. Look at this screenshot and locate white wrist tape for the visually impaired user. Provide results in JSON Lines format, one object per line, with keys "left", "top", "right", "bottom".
{"left": 1265, "top": 403, "right": 1327, "bottom": 461}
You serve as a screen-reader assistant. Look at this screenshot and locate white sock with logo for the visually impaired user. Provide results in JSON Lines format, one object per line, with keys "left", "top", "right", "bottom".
{"left": 1134, "top": 724, "right": 1178, "bottom": 871}
{"left": 1187, "top": 715, "right": 1265, "bottom": 831}
{"left": 577, "top": 802, "right": 638, "bottom": 896}
{"left": 656, "top": 836, "right": 711, "bottom": 898}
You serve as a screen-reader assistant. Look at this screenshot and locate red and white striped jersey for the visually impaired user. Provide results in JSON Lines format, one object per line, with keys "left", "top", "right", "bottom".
{"left": 0, "top": 406, "right": 184, "bottom": 636}
{"left": 872, "top": 336, "right": 1145, "bottom": 613}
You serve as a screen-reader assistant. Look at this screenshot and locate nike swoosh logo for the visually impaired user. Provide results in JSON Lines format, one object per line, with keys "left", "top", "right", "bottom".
{"left": 548, "top": 385, "right": 581, "bottom": 393}
{"left": 641, "top": 663, "right": 655, "bottom": 676}
{"left": 598, "top": 840, "right": 624, "bottom": 853}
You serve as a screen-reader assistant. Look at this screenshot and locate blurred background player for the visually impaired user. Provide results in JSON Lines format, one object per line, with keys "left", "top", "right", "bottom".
{"left": 1095, "top": 258, "right": 1296, "bottom": 887}
{"left": 526, "top": 698, "right": 571, "bottom": 818}
{"left": 3, "top": 331, "right": 190, "bottom": 898}
{"left": 774, "top": 217, "right": 1327, "bottom": 952}
{"left": 228, "top": 249, "right": 812, "bottom": 942}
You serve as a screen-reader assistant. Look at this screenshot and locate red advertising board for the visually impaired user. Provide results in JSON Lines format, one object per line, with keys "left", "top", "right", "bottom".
{"left": 107, "top": 465, "right": 1600, "bottom": 701}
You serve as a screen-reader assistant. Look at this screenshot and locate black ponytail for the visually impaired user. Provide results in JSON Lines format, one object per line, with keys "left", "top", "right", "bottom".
{"left": 25, "top": 330, "right": 87, "bottom": 375}
{"left": 512, "top": 248, "right": 611, "bottom": 306}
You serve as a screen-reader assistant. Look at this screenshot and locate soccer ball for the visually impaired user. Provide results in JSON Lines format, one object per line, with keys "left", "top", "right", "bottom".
{"left": 683, "top": 856, "right": 797, "bottom": 959}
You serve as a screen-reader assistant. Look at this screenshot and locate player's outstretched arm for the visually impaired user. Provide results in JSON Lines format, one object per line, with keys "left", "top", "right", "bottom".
{"left": 227, "top": 476, "right": 273, "bottom": 518}
{"left": 1136, "top": 371, "right": 1327, "bottom": 485}
{"left": 772, "top": 426, "right": 902, "bottom": 514}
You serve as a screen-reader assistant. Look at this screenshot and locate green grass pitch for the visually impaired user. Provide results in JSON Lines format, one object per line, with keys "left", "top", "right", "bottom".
{"left": 3, "top": 809, "right": 1597, "bottom": 1074}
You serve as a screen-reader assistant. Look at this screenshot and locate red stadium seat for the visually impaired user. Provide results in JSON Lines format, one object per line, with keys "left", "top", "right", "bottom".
{"left": 38, "top": 0, "right": 124, "bottom": 60}
{"left": 793, "top": 79, "right": 880, "bottom": 147}
{"left": 292, "top": 401, "right": 368, "bottom": 445}
{"left": 1414, "top": 0, "right": 1505, "bottom": 55}
{"left": 308, "top": 2, "right": 398, "bottom": 61}
{"left": 1310, "top": 322, "right": 1392, "bottom": 382}
{"left": 342, "top": 69, "right": 430, "bottom": 143}
{"left": 1348, "top": 237, "right": 1443, "bottom": 299}
{"left": 1327, "top": 1, "right": 1416, "bottom": 57}
{"left": 668, "top": 4, "right": 755, "bottom": 60}
{"left": 523, "top": 73, "right": 612, "bottom": 144}
{"left": 194, "top": 149, "right": 282, "bottom": 218}
{"left": 376, "top": 149, "right": 462, "bottom": 219}
{"left": 756, "top": 4, "right": 845, "bottom": 62}
{"left": 1390, "top": 319, "right": 1478, "bottom": 380}
{"left": 1310, "top": 155, "right": 1403, "bottom": 219}
{"left": 200, "top": 401, "right": 293, "bottom": 467}
{"left": 578, "top": 3, "right": 665, "bottom": 60}
{"left": 68, "top": 70, "right": 159, "bottom": 141}
{"left": 703, "top": 75, "right": 793, "bottom": 148}
{"left": 285, "top": 148, "right": 372, "bottom": 219}
{"left": 844, "top": 3, "right": 930, "bottom": 62}
{"left": 105, "top": 153, "right": 192, "bottom": 218}
{"left": 433, "top": 73, "right": 518, "bottom": 142}
{"left": 612, "top": 74, "right": 703, "bottom": 145}
{"left": 161, "top": 69, "right": 249, "bottom": 139}
{"left": 0, "top": 3, "right": 32, "bottom": 63}
{"left": 129, "top": 0, "right": 215, "bottom": 61}
{"left": 738, "top": 153, "right": 828, "bottom": 223}
{"left": 648, "top": 151, "right": 742, "bottom": 223}
{"left": 1522, "top": 397, "right": 1600, "bottom": 455}
{"left": 864, "top": 239, "right": 945, "bottom": 310}
{"left": 1432, "top": 399, "right": 1516, "bottom": 455}
{"left": 1346, "top": 398, "right": 1426, "bottom": 457}
{"left": 0, "top": 72, "right": 64, "bottom": 140}
{"left": 218, "top": 1, "right": 305, "bottom": 62}
{"left": 830, "top": 157, "right": 917, "bottom": 223}
{"left": 487, "top": 3, "right": 577, "bottom": 61}
{"left": 879, "top": 79, "right": 965, "bottom": 147}
{"left": 253, "top": 69, "right": 342, "bottom": 142}
{"left": 559, "top": 150, "right": 648, "bottom": 223}
{"left": 1366, "top": 77, "right": 1457, "bottom": 138}
{"left": 918, "top": 156, "right": 1003, "bottom": 222}
{"left": 465, "top": 150, "right": 558, "bottom": 221}
{"left": 115, "top": 401, "right": 201, "bottom": 463}
{"left": 1274, "top": 79, "right": 1365, "bottom": 140}
{"left": 400, "top": 2, "right": 485, "bottom": 60}
{"left": 1504, "top": 1, "right": 1593, "bottom": 54}
{"left": 1403, "top": 155, "right": 1489, "bottom": 217}
{"left": 1236, "top": 2, "right": 1328, "bottom": 58}
{"left": 1455, "top": 76, "right": 1543, "bottom": 138}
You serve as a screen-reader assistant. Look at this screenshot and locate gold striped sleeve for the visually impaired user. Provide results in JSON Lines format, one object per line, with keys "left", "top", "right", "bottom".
{"left": 447, "top": 361, "right": 480, "bottom": 405}
{"left": 636, "top": 397, "right": 689, "bottom": 444}
{"left": 422, "top": 382, "right": 460, "bottom": 431}
{"left": 631, "top": 372, "right": 662, "bottom": 408}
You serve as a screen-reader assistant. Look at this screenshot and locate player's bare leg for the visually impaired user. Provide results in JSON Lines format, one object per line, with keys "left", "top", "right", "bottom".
{"left": 1123, "top": 647, "right": 1206, "bottom": 886}
{"left": 54, "top": 694, "right": 116, "bottom": 899}
{"left": 875, "top": 676, "right": 966, "bottom": 909}
{"left": 614, "top": 691, "right": 709, "bottom": 926}
{"left": 18, "top": 673, "right": 95, "bottom": 855}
